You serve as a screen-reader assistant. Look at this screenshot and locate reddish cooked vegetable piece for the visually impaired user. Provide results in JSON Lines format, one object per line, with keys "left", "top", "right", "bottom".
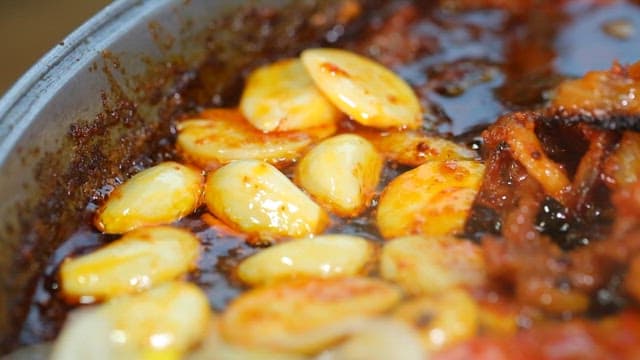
{"left": 481, "top": 113, "right": 572, "bottom": 205}
{"left": 467, "top": 108, "right": 640, "bottom": 315}
{"left": 432, "top": 311, "right": 640, "bottom": 360}
{"left": 553, "top": 61, "right": 640, "bottom": 115}
{"left": 604, "top": 131, "right": 640, "bottom": 189}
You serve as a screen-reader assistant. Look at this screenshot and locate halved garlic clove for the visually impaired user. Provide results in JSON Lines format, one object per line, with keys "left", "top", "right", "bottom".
{"left": 376, "top": 160, "right": 485, "bottom": 238}
{"left": 393, "top": 290, "right": 479, "bottom": 352}
{"left": 176, "top": 109, "right": 336, "bottom": 170}
{"left": 301, "top": 48, "right": 422, "bottom": 129}
{"left": 94, "top": 161, "right": 203, "bottom": 234}
{"left": 60, "top": 226, "right": 200, "bottom": 303}
{"left": 295, "top": 134, "right": 383, "bottom": 217}
{"left": 220, "top": 277, "right": 401, "bottom": 354}
{"left": 380, "top": 235, "right": 486, "bottom": 295}
{"left": 240, "top": 58, "right": 341, "bottom": 132}
{"left": 205, "top": 160, "right": 328, "bottom": 244}
{"left": 355, "top": 129, "right": 477, "bottom": 166}
{"left": 237, "top": 234, "right": 375, "bottom": 286}
{"left": 52, "top": 282, "right": 210, "bottom": 359}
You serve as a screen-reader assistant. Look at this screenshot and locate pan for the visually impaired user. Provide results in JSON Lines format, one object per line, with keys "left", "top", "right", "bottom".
{"left": 0, "top": 0, "right": 369, "bottom": 352}
{"left": 1, "top": 0, "right": 640, "bottom": 357}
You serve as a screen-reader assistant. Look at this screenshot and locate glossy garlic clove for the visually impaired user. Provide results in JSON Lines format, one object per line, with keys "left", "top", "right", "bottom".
{"left": 205, "top": 160, "right": 328, "bottom": 244}
{"left": 103, "top": 282, "right": 210, "bottom": 356}
{"left": 301, "top": 48, "right": 422, "bottom": 129}
{"left": 237, "top": 234, "right": 375, "bottom": 286}
{"left": 52, "top": 282, "right": 210, "bottom": 359}
{"left": 324, "top": 318, "right": 426, "bottom": 360}
{"left": 380, "top": 235, "right": 486, "bottom": 295}
{"left": 188, "top": 318, "right": 306, "bottom": 360}
{"left": 393, "top": 289, "right": 479, "bottom": 352}
{"left": 355, "top": 129, "right": 477, "bottom": 166}
{"left": 295, "top": 134, "right": 383, "bottom": 217}
{"left": 220, "top": 277, "right": 401, "bottom": 354}
{"left": 51, "top": 308, "right": 116, "bottom": 360}
{"left": 376, "top": 160, "right": 485, "bottom": 238}
{"left": 60, "top": 226, "right": 200, "bottom": 303}
{"left": 323, "top": 318, "right": 428, "bottom": 360}
{"left": 240, "top": 58, "right": 341, "bottom": 132}
{"left": 176, "top": 108, "right": 336, "bottom": 170}
{"left": 94, "top": 161, "right": 203, "bottom": 234}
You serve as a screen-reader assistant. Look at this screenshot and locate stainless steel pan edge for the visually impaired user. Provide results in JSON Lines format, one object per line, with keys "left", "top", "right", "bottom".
{"left": 0, "top": 0, "right": 209, "bottom": 348}
{"left": 0, "top": 0, "right": 354, "bottom": 351}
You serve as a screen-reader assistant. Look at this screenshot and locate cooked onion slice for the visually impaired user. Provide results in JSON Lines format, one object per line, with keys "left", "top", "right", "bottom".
{"left": 553, "top": 61, "right": 640, "bottom": 114}
{"left": 301, "top": 48, "right": 422, "bottom": 129}
{"left": 605, "top": 131, "right": 640, "bottom": 188}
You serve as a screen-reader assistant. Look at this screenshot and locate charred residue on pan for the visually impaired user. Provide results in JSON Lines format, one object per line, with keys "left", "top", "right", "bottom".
{"left": 11, "top": 0, "right": 383, "bottom": 350}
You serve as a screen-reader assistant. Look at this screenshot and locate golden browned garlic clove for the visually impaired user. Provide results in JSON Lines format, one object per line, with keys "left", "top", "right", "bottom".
{"left": 52, "top": 282, "right": 210, "bottom": 359}
{"left": 94, "top": 161, "right": 203, "bottom": 234}
{"left": 380, "top": 235, "right": 486, "bottom": 295}
{"left": 103, "top": 282, "right": 210, "bottom": 356}
{"left": 393, "top": 290, "right": 479, "bottom": 352}
{"left": 220, "top": 277, "right": 401, "bottom": 354}
{"left": 240, "top": 58, "right": 341, "bottom": 132}
{"left": 376, "top": 160, "right": 485, "bottom": 238}
{"left": 355, "top": 129, "right": 477, "bottom": 166}
{"left": 237, "top": 234, "right": 375, "bottom": 286}
{"left": 205, "top": 160, "right": 328, "bottom": 244}
{"left": 176, "top": 109, "right": 335, "bottom": 171}
{"left": 295, "top": 134, "right": 383, "bottom": 217}
{"left": 51, "top": 308, "right": 116, "bottom": 360}
{"left": 301, "top": 48, "right": 422, "bottom": 129}
{"left": 188, "top": 317, "right": 307, "bottom": 360}
{"left": 60, "top": 226, "right": 200, "bottom": 303}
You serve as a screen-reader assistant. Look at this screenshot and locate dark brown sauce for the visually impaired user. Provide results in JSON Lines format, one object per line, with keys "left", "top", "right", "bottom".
{"left": 17, "top": 0, "right": 640, "bottom": 347}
